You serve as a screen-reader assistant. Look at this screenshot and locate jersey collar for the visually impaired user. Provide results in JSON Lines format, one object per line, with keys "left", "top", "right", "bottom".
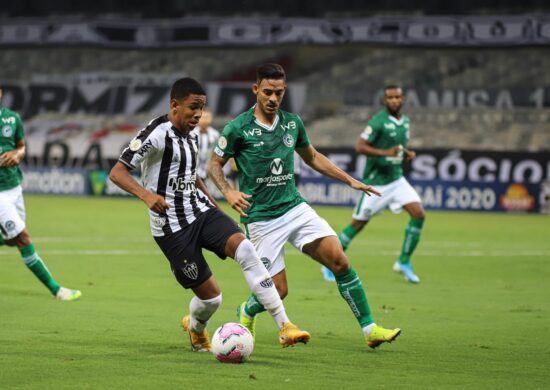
{"left": 388, "top": 113, "right": 405, "bottom": 126}
{"left": 246, "top": 104, "right": 282, "bottom": 132}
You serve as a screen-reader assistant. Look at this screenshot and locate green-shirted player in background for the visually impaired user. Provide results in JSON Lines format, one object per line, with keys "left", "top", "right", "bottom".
{"left": 208, "top": 64, "right": 401, "bottom": 349}
{"left": 322, "top": 86, "right": 425, "bottom": 284}
{"left": 0, "top": 87, "right": 81, "bottom": 301}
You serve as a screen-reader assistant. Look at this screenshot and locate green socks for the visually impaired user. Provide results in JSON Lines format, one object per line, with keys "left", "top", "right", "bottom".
{"left": 0, "top": 235, "right": 4, "bottom": 246}
{"left": 335, "top": 267, "right": 373, "bottom": 327}
{"left": 338, "top": 224, "right": 359, "bottom": 251}
{"left": 243, "top": 293, "right": 266, "bottom": 318}
{"left": 399, "top": 218, "right": 424, "bottom": 264}
{"left": 19, "top": 244, "right": 60, "bottom": 295}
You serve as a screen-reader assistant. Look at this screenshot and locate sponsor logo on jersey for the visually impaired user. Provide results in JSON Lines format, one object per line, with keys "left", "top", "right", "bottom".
{"left": 270, "top": 158, "right": 284, "bottom": 174}
{"left": 244, "top": 128, "right": 262, "bottom": 137}
{"left": 384, "top": 123, "right": 396, "bottom": 130}
{"left": 283, "top": 133, "right": 294, "bottom": 147}
{"left": 182, "top": 261, "right": 199, "bottom": 280}
{"left": 2, "top": 125, "right": 13, "bottom": 138}
{"left": 1, "top": 117, "right": 16, "bottom": 124}
{"left": 136, "top": 139, "right": 153, "bottom": 156}
{"left": 129, "top": 138, "right": 142, "bottom": 151}
{"left": 256, "top": 158, "right": 293, "bottom": 185}
{"left": 152, "top": 216, "right": 166, "bottom": 227}
{"left": 168, "top": 176, "right": 197, "bottom": 193}
{"left": 218, "top": 136, "right": 227, "bottom": 149}
{"left": 281, "top": 121, "right": 297, "bottom": 130}
{"left": 214, "top": 146, "right": 224, "bottom": 157}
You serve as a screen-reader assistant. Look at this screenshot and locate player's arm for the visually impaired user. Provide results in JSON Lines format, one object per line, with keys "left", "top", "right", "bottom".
{"left": 208, "top": 154, "right": 251, "bottom": 217}
{"left": 0, "top": 139, "right": 25, "bottom": 167}
{"left": 355, "top": 138, "right": 400, "bottom": 157}
{"left": 195, "top": 175, "right": 220, "bottom": 208}
{"left": 296, "top": 145, "right": 380, "bottom": 197}
{"left": 109, "top": 162, "right": 169, "bottom": 213}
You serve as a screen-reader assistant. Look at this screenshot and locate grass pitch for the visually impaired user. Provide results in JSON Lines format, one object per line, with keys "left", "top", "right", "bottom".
{"left": 1, "top": 196, "right": 549, "bottom": 389}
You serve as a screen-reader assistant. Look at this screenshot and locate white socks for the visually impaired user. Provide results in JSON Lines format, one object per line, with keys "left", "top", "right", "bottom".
{"left": 234, "top": 240, "right": 289, "bottom": 328}
{"left": 189, "top": 294, "right": 222, "bottom": 333}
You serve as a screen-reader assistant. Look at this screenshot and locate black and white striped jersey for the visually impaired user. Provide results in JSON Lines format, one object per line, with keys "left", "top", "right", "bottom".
{"left": 119, "top": 115, "right": 214, "bottom": 237}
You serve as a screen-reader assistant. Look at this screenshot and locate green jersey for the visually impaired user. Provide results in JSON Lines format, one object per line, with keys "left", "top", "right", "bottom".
{"left": 361, "top": 109, "right": 410, "bottom": 185}
{"left": 0, "top": 107, "right": 25, "bottom": 191}
{"left": 215, "top": 106, "right": 310, "bottom": 223}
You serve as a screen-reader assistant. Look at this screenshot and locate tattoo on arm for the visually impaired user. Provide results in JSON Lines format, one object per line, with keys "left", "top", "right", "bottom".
{"left": 208, "top": 158, "right": 233, "bottom": 194}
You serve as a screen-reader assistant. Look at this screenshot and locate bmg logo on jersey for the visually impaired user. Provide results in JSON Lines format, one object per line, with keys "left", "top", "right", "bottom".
{"left": 270, "top": 158, "right": 284, "bottom": 174}
{"left": 168, "top": 176, "right": 196, "bottom": 193}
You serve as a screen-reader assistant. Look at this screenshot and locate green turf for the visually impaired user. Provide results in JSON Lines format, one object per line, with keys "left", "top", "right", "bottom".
{"left": 1, "top": 196, "right": 549, "bottom": 389}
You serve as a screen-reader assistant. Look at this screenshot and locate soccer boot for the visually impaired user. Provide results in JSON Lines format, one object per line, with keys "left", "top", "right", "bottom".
{"left": 181, "top": 315, "right": 212, "bottom": 352}
{"left": 321, "top": 266, "right": 336, "bottom": 282}
{"left": 366, "top": 325, "right": 401, "bottom": 349}
{"left": 279, "top": 322, "right": 311, "bottom": 348}
{"left": 55, "top": 287, "right": 82, "bottom": 301}
{"left": 237, "top": 301, "right": 257, "bottom": 340}
{"left": 393, "top": 261, "right": 420, "bottom": 284}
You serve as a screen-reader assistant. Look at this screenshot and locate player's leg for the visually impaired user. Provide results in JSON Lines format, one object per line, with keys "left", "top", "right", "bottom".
{"left": 155, "top": 227, "right": 220, "bottom": 352}
{"left": 392, "top": 178, "right": 425, "bottom": 283}
{"left": 200, "top": 209, "right": 309, "bottom": 346}
{"left": 303, "top": 236, "right": 401, "bottom": 348}
{"left": 0, "top": 187, "right": 80, "bottom": 300}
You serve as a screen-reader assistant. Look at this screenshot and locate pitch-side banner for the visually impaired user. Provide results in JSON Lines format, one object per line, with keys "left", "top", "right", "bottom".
{"left": 2, "top": 16, "right": 550, "bottom": 48}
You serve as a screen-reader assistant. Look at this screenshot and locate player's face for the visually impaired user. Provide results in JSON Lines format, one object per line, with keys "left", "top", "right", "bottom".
{"left": 383, "top": 88, "right": 404, "bottom": 113}
{"left": 171, "top": 94, "right": 206, "bottom": 132}
{"left": 253, "top": 79, "right": 286, "bottom": 117}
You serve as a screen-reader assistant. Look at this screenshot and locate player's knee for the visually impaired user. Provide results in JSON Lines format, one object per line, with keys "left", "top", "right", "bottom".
{"left": 328, "top": 254, "right": 350, "bottom": 275}
{"left": 234, "top": 239, "right": 259, "bottom": 271}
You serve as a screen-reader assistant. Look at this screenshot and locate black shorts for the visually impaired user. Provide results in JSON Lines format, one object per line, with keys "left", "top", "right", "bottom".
{"left": 154, "top": 208, "right": 242, "bottom": 289}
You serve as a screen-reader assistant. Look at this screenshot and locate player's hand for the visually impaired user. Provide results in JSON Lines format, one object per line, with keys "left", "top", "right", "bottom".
{"left": 386, "top": 146, "right": 401, "bottom": 157}
{"left": 350, "top": 179, "right": 381, "bottom": 197}
{"left": 143, "top": 192, "right": 170, "bottom": 213}
{"left": 0, "top": 150, "right": 23, "bottom": 167}
{"left": 224, "top": 189, "right": 251, "bottom": 217}
{"left": 404, "top": 148, "right": 416, "bottom": 161}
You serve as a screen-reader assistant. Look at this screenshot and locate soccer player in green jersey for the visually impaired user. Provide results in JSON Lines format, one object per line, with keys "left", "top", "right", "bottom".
{"left": 0, "top": 87, "right": 81, "bottom": 301}
{"left": 323, "top": 86, "right": 425, "bottom": 284}
{"left": 208, "top": 64, "right": 401, "bottom": 349}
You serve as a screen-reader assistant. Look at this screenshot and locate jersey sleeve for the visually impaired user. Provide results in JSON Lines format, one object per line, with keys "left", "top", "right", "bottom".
{"left": 14, "top": 113, "right": 24, "bottom": 142}
{"left": 214, "top": 122, "right": 240, "bottom": 159}
{"left": 360, "top": 116, "right": 382, "bottom": 143}
{"left": 118, "top": 128, "right": 159, "bottom": 170}
{"left": 295, "top": 115, "right": 310, "bottom": 148}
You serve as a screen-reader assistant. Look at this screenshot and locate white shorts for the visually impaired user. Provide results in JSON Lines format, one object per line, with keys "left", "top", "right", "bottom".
{"left": 244, "top": 202, "right": 336, "bottom": 277}
{"left": 0, "top": 185, "right": 26, "bottom": 240}
{"left": 352, "top": 177, "right": 421, "bottom": 221}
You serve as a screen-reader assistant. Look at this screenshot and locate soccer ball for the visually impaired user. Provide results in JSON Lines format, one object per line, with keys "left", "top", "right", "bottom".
{"left": 211, "top": 322, "right": 254, "bottom": 363}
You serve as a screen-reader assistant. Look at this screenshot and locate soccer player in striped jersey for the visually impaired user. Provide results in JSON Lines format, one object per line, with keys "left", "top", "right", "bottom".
{"left": 0, "top": 87, "right": 81, "bottom": 301}
{"left": 109, "top": 77, "right": 310, "bottom": 352}
{"left": 208, "top": 64, "right": 401, "bottom": 349}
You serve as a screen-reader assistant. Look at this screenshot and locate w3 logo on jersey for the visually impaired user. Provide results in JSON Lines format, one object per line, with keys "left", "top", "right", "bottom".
{"left": 1, "top": 117, "right": 15, "bottom": 124}
{"left": 168, "top": 176, "right": 196, "bottom": 193}
{"left": 270, "top": 158, "right": 284, "bottom": 174}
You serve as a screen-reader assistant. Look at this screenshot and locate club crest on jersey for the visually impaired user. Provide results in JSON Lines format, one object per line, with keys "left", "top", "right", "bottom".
{"left": 182, "top": 261, "right": 199, "bottom": 280}
{"left": 2, "top": 126, "right": 13, "bottom": 138}
{"left": 218, "top": 136, "right": 227, "bottom": 149}
{"left": 270, "top": 158, "right": 284, "bottom": 175}
{"left": 260, "top": 257, "right": 272, "bottom": 270}
{"left": 129, "top": 138, "right": 142, "bottom": 151}
{"left": 283, "top": 133, "right": 294, "bottom": 147}
{"left": 5, "top": 220, "right": 16, "bottom": 231}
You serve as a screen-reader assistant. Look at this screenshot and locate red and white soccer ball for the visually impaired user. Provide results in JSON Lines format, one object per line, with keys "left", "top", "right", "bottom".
{"left": 211, "top": 322, "right": 254, "bottom": 363}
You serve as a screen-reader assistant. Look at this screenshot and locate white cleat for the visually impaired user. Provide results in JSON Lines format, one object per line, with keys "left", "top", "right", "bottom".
{"left": 393, "top": 261, "right": 420, "bottom": 284}
{"left": 56, "top": 287, "right": 82, "bottom": 301}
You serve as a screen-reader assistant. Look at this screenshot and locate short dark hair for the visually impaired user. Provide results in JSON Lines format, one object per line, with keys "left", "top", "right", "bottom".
{"left": 256, "top": 63, "right": 286, "bottom": 83}
{"left": 384, "top": 85, "right": 402, "bottom": 94}
{"left": 170, "top": 77, "right": 206, "bottom": 101}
